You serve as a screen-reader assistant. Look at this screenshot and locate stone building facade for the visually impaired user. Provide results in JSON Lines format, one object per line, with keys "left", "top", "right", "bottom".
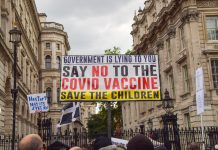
{"left": 38, "top": 13, "right": 71, "bottom": 134}
{"left": 0, "top": 0, "right": 90, "bottom": 135}
{"left": 122, "top": 0, "right": 218, "bottom": 130}
{"left": 0, "top": 0, "right": 41, "bottom": 135}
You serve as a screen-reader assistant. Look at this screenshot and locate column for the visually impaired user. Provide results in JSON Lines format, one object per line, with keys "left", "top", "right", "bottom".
{"left": 52, "top": 42, "right": 56, "bottom": 69}
{"left": 41, "top": 42, "right": 45, "bottom": 69}
{"left": 4, "top": 101, "right": 13, "bottom": 135}
{"left": 53, "top": 79, "right": 57, "bottom": 103}
{"left": 18, "top": 117, "right": 21, "bottom": 135}
{"left": 23, "top": 57, "right": 26, "bottom": 84}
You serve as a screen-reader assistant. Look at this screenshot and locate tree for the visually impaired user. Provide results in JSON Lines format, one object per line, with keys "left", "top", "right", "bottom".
{"left": 104, "top": 46, "right": 121, "bottom": 55}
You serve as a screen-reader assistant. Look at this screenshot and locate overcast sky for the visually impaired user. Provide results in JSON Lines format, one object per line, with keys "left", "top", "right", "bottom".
{"left": 35, "top": 0, "right": 144, "bottom": 55}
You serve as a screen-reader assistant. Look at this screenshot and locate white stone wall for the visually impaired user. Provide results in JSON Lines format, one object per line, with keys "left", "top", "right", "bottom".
{"left": 126, "top": 0, "right": 218, "bottom": 130}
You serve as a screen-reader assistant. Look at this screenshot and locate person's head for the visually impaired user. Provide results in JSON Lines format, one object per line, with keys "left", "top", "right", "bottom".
{"left": 70, "top": 146, "right": 82, "bottom": 150}
{"left": 71, "top": 141, "right": 75, "bottom": 147}
{"left": 190, "top": 142, "right": 200, "bottom": 150}
{"left": 18, "top": 134, "right": 44, "bottom": 150}
{"left": 81, "top": 144, "right": 88, "bottom": 150}
{"left": 155, "top": 145, "right": 167, "bottom": 150}
{"left": 93, "top": 136, "right": 112, "bottom": 150}
{"left": 127, "top": 134, "right": 154, "bottom": 150}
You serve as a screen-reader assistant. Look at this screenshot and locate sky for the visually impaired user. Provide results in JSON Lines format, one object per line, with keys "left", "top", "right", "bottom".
{"left": 35, "top": 0, "right": 145, "bottom": 55}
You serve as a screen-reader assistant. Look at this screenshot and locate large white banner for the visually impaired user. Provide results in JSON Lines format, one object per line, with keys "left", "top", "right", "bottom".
{"left": 196, "top": 67, "right": 204, "bottom": 115}
{"left": 60, "top": 55, "right": 160, "bottom": 101}
{"left": 27, "top": 93, "right": 49, "bottom": 113}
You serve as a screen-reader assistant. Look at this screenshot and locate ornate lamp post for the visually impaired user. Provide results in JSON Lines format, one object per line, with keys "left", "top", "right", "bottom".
{"left": 139, "top": 122, "right": 144, "bottom": 134}
{"left": 162, "top": 89, "right": 174, "bottom": 114}
{"left": 9, "top": 26, "right": 22, "bottom": 150}
{"left": 147, "top": 118, "right": 153, "bottom": 131}
{"left": 162, "top": 89, "right": 181, "bottom": 150}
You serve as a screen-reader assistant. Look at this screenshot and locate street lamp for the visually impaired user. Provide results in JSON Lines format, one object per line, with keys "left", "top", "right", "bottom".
{"left": 147, "top": 118, "right": 153, "bottom": 131}
{"left": 162, "top": 89, "right": 174, "bottom": 114}
{"left": 9, "top": 26, "right": 21, "bottom": 150}
{"left": 161, "top": 89, "right": 181, "bottom": 150}
{"left": 139, "top": 122, "right": 144, "bottom": 134}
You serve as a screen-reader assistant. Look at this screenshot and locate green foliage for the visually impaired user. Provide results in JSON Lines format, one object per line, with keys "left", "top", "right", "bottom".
{"left": 125, "top": 49, "right": 133, "bottom": 55}
{"left": 104, "top": 46, "right": 121, "bottom": 55}
{"left": 87, "top": 113, "right": 107, "bottom": 137}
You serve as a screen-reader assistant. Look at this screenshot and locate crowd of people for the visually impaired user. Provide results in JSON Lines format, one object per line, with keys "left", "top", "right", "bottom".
{"left": 17, "top": 133, "right": 201, "bottom": 150}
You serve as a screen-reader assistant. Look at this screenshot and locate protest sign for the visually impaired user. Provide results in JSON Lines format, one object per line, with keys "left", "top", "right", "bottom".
{"left": 60, "top": 55, "right": 160, "bottom": 101}
{"left": 27, "top": 93, "right": 49, "bottom": 113}
{"left": 111, "top": 137, "right": 128, "bottom": 148}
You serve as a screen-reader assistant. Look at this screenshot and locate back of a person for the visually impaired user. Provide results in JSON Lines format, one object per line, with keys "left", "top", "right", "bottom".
{"left": 154, "top": 145, "right": 168, "bottom": 150}
{"left": 93, "top": 136, "right": 112, "bottom": 150}
{"left": 127, "top": 134, "right": 154, "bottom": 150}
{"left": 99, "top": 145, "right": 126, "bottom": 150}
{"left": 189, "top": 142, "right": 200, "bottom": 150}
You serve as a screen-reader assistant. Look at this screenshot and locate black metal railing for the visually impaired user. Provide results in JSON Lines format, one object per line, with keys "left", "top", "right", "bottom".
{"left": 0, "top": 127, "right": 217, "bottom": 150}
{"left": 120, "top": 127, "right": 218, "bottom": 149}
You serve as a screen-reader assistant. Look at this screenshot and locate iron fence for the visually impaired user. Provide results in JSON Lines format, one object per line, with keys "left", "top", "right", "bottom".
{"left": 0, "top": 127, "right": 218, "bottom": 150}
{"left": 120, "top": 127, "right": 218, "bottom": 149}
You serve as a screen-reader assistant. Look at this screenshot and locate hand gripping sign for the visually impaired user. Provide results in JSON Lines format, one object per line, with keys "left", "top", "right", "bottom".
{"left": 60, "top": 55, "right": 161, "bottom": 101}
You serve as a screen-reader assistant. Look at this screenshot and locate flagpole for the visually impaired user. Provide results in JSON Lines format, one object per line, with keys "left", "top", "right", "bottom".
{"left": 107, "top": 102, "right": 112, "bottom": 139}
{"left": 200, "top": 114, "right": 205, "bottom": 150}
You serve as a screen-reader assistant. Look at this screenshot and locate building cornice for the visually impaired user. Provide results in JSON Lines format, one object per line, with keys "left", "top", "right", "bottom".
{"left": 197, "top": 0, "right": 218, "bottom": 8}
{"left": 41, "top": 30, "right": 70, "bottom": 50}
{"left": 27, "top": 0, "right": 42, "bottom": 32}
{"left": 15, "top": 11, "right": 41, "bottom": 72}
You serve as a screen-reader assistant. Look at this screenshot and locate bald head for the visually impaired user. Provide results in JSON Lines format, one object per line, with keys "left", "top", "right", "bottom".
{"left": 18, "top": 134, "right": 43, "bottom": 150}
{"left": 70, "top": 147, "right": 82, "bottom": 150}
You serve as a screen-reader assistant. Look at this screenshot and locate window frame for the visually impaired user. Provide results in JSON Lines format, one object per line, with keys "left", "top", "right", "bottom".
{"left": 182, "top": 64, "right": 190, "bottom": 93}
{"left": 57, "top": 88, "right": 60, "bottom": 103}
{"left": 45, "top": 42, "right": 51, "bottom": 49}
{"left": 206, "top": 16, "right": 218, "bottom": 41}
{"left": 56, "top": 43, "right": 60, "bottom": 50}
{"left": 166, "top": 38, "right": 172, "bottom": 60}
{"left": 211, "top": 59, "right": 218, "bottom": 89}
{"left": 179, "top": 26, "right": 186, "bottom": 50}
{"left": 56, "top": 56, "right": 61, "bottom": 70}
{"left": 45, "top": 55, "right": 52, "bottom": 69}
{"left": 46, "top": 87, "right": 52, "bottom": 104}
{"left": 168, "top": 73, "right": 175, "bottom": 98}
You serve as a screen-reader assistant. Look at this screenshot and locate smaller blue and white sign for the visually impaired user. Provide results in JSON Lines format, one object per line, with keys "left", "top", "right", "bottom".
{"left": 27, "top": 93, "right": 49, "bottom": 113}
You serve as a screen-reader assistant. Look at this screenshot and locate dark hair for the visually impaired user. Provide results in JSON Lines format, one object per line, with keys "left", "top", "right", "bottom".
{"left": 93, "top": 136, "right": 112, "bottom": 150}
{"left": 155, "top": 145, "right": 168, "bottom": 150}
{"left": 127, "top": 134, "right": 154, "bottom": 150}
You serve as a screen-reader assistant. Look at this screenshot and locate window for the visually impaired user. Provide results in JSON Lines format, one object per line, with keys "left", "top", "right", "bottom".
{"left": 166, "top": 39, "right": 171, "bottom": 59}
{"left": 46, "top": 42, "right": 51, "bottom": 49}
{"left": 211, "top": 59, "right": 218, "bottom": 88}
{"left": 56, "top": 43, "right": 60, "bottom": 50}
{"left": 168, "top": 74, "right": 175, "bottom": 98}
{"left": 45, "top": 55, "right": 51, "bottom": 69}
{"left": 57, "top": 88, "right": 60, "bottom": 103}
{"left": 56, "top": 56, "right": 61, "bottom": 69}
{"left": 180, "top": 26, "right": 185, "bottom": 49}
{"left": 206, "top": 16, "right": 218, "bottom": 40}
{"left": 184, "top": 113, "right": 191, "bottom": 128}
{"left": 182, "top": 65, "right": 190, "bottom": 93}
{"left": 46, "top": 87, "right": 52, "bottom": 103}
